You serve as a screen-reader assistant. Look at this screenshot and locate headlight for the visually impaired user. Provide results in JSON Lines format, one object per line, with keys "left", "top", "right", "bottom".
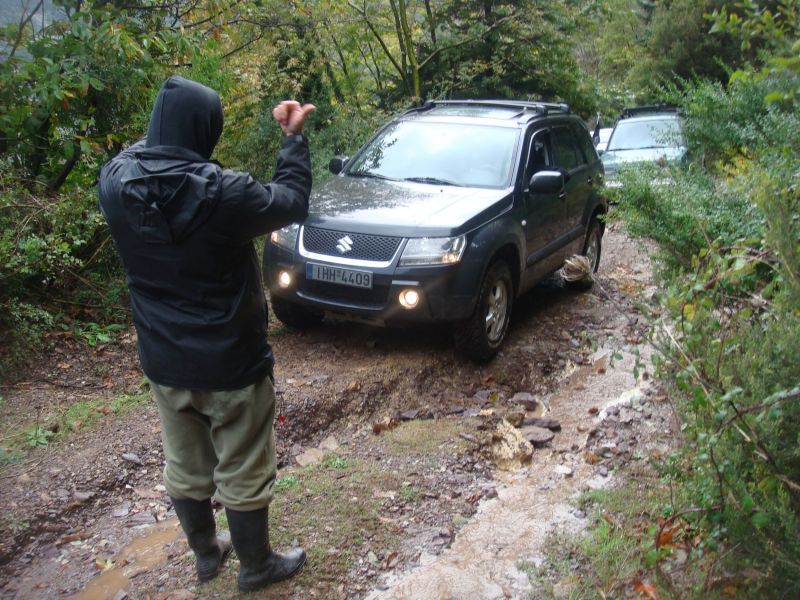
{"left": 270, "top": 224, "right": 300, "bottom": 250}
{"left": 399, "top": 235, "right": 466, "bottom": 266}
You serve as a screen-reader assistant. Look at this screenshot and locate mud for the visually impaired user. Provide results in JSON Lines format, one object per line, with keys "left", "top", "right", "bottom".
{"left": 0, "top": 223, "right": 671, "bottom": 599}
{"left": 366, "top": 341, "right": 667, "bottom": 599}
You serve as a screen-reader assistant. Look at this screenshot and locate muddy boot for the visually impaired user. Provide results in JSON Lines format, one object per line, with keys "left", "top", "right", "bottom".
{"left": 171, "top": 497, "right": 232, "bottom": 582}
{"left": 226, "top": 506, "right": 306, "bottom": 592}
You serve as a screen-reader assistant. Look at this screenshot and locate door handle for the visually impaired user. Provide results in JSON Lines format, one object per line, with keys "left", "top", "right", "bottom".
{"left": 558, "top": 191, "right": 567, "bottom": 200}
{"left": 587, "top": 176, "right": 593, "bottom": 185}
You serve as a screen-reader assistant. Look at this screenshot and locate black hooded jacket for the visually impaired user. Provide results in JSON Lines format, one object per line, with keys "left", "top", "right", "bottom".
{"left": 99, "top": 76, "right": 311, "bottom": 390}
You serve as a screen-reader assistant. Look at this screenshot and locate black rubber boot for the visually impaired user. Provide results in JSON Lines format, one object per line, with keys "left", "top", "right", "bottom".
{"left": 226, "top": 506, "right": 307, "bottom": 592}
{"left": 171, "top": 497, "right": 232, "bottom": 582}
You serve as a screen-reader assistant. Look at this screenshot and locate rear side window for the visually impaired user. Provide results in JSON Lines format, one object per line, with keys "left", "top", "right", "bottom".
{"left": 551, "top": 126, "right": 582, "bottom": 171}
{"left": 572, "top": 123, "right": 598, "bottom": 164}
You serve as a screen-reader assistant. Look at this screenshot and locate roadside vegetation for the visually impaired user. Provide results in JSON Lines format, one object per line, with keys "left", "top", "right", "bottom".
{"left": 2, "top": 0, "right": 799, "bottom": 596}
{"left": 571, "top": 6, "right": 800, "bottom": 599}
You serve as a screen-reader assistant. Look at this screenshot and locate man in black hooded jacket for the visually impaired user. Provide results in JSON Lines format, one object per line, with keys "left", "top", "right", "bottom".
{"left": 99, "top": 76, "right": 314, "bottom": 592}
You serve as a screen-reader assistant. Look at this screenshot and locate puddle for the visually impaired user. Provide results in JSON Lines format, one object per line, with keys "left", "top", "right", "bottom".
{"left": 73, "top": 519, "right": 181, "bottom": 600}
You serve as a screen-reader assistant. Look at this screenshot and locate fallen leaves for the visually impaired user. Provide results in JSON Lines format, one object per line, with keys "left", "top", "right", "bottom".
{"left": 383, "top": 551, "right": 400, "bottom": 569}
{"left": 583, "top": 451, "right": 600, "bottom": 465}
{"left": 372, "top": 417, "right": 400, "bottom": 435}
{"left": 631, "top": 578, "right": 660, "bottom": 600}
{"left": 95, "top": 557, "right": 115, "bottom": 571}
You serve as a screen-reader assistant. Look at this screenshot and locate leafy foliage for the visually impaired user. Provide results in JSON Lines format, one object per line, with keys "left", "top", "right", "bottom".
{"left": 0, "top": 167, "right": 123, "bottom": 374}
{"left": 615, "top": 71, "right": 800, "bottom": 593}
{"left": 0, "top": 0, "right": 203, "bottom": 191}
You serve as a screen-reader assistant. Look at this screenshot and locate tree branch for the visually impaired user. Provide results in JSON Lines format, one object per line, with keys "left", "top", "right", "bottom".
{"left": 8, "top": 0, "right": 45, "bottom": 60}
{"left": 419, "top": 13, "right": 516, "bottom": 70}
{"left": 347, "top": 0, "right": 408, "bottom": 90}
{"left": 221, "top": 30, "right": 265, "bottom": 60}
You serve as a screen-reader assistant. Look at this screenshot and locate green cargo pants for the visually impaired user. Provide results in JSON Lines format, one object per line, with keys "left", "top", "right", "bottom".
{"left": 149, "top": 374, "right": 277, "bottom": 511}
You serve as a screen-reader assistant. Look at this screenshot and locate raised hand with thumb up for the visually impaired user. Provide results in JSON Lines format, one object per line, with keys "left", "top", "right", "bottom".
{"left": 272, "top": 101, "right": 316, "bottom": 136}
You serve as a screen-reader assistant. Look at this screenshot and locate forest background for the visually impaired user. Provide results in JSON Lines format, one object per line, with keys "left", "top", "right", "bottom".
{"left": 1, "top": 0, "right": 799, "bottom": 597}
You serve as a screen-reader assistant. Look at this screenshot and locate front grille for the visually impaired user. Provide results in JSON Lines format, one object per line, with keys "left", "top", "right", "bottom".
{"left": 303, "top": 279, "right": 390, "bottom": 307}
{"left": 303, "top": 227, "right": 401, "bottom": 262}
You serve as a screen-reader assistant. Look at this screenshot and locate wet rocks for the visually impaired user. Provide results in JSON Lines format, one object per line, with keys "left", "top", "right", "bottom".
{"left": 522, "top": 417, "right": 561, "bottom": 432}
{"left": 121, "top": 453, "right": 143, "bottom": 466}
{"left": 509, "top": 392, "right": 539, "bottom": 411}
{"left": 520, "top": 426, "right": 555, "bottom": 448}
{"left": 554, "top": 465, "right": 574, "bottom": 478}
{"left": 490, "top": 420, "right": 533, "bottom": 470}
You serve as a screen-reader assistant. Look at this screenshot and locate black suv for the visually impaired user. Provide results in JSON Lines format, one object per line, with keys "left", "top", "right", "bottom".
{"left": 264, "top": 100, "right": 607, "bottom": 360}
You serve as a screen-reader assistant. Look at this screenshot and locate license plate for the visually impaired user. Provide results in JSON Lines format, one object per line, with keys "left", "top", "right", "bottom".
{"left": 306, "top": 263, "right": 373, "bottom": 289}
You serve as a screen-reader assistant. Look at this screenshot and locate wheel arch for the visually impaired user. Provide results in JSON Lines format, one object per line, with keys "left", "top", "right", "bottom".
{"left": 489, "top": 243, "right": 522, "bottom": 298}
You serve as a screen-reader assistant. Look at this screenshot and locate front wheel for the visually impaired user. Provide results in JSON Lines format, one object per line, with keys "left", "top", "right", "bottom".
{"left": 566, "top": 218, "right": 602, "bottom": 290}
{"left": 270, "top": 296, "right": 324, "bottom": 329}
{"left": 453, "top": 260, "right": 513, "bottom": 362}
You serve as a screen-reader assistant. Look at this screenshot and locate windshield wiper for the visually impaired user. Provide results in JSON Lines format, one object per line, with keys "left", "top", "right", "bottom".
{"left": 348, "top": 170, "right": 394, "bottom": 181}
{"left": 403, "top": 176, "right": 461, "bottom": 186}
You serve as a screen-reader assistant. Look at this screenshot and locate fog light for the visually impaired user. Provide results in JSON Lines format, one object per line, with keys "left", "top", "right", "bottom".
{"left": 398, "top": 288, "right": 420, "bottom": 309}
{"left": 278, "top": 270, "right": 292, "bottom": 289}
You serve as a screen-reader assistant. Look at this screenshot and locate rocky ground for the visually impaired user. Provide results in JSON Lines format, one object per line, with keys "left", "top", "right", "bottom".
{"left": 0, "top": 223, "right": 678, "bottom": 599}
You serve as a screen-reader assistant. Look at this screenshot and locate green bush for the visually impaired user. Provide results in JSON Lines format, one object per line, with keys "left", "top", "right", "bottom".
{"left": 0, "top": 168, "right": 125, "bottom": 375}
{"left": 616, "top": 73, "right": 800, "bottom": 594}
{"left": 613, "top": 163, "right": 761, "bottom": 274}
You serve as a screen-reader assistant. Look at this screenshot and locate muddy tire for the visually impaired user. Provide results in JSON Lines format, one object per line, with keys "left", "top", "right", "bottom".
{"left": 271, "top": 296, "right": 324, "bottom": 329}
{"left": 567, "top": 218, "right": 602, "bottom": 291}
{"left": 453, "top": 260, "right": 513, "bottom": 362}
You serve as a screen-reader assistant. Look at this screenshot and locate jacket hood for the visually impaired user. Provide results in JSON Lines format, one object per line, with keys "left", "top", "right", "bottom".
{"left": 146, "top": 76, "right": 223, "bottom": 159}
{"left": 119, "top": 157, "right": 221, "bottom": 244}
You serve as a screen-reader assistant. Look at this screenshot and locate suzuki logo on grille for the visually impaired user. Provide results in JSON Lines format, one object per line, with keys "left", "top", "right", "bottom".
{"left": 336, "top": 235, "right": 354, "bottom": 254}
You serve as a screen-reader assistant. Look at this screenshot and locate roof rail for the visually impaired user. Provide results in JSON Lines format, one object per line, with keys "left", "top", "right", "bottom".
{"left": 401, "top": 99, "right": 437, "bottom": 115}
{"left": 403, "top": 99, "right": 571, "bottom": 118}
{"left": 619, "top": 104, "right": 678, "bottom": 119}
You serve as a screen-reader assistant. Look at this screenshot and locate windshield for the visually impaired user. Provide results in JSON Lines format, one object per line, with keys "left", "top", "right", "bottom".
{"left": 345, "top": 120, "right": 519, "bottom": 188}
{"left": 607, "top": 118, "right": 682, "bottom": 151}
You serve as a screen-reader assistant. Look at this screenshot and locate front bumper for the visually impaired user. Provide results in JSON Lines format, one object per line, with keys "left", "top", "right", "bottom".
{"left": 264, "top": 243, "right": 481, "bottom": 326}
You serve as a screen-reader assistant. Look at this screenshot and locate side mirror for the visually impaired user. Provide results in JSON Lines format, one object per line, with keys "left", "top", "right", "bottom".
{"left": 529, "top": 170, "right": 565, "bottom": 194}
{"left": 597, "top": 149, "right": 605, "bottom": 157}
{"left": 329, "top": 155, "right": 349, "bottom": 175}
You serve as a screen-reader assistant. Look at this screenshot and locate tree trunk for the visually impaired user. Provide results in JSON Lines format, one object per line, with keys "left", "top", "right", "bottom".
{"left": 47, "top": 143, "right": 81, "bottom": 192}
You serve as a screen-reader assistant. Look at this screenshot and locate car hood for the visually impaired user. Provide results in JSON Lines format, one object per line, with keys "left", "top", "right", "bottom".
{"left": 602, "top": 146, "right": 685, "bottom": 172}
{"left": 306, "top": 175, "right": 513, "bottom": 237}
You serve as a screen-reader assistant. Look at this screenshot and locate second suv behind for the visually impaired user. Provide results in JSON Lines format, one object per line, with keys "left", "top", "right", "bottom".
{"left": 600, "top": 106, "right": 685, "bottom": 187}
{"left": 264, "top": 100, "right": 607, "bottom": 361}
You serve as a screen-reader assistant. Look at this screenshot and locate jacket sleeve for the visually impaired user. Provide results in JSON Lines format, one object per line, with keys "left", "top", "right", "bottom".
{"left": 221, "top": 135, "right": 312, "bottom": 241}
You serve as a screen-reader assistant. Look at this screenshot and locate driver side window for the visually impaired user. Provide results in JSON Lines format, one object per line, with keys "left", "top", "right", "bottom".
{"left": 526, "top": 131, "right": 551, "bottom": 183}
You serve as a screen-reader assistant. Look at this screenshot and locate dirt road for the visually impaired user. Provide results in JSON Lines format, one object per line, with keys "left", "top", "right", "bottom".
{"left": 0, "top": 223, "right": 676, "bottom": 599}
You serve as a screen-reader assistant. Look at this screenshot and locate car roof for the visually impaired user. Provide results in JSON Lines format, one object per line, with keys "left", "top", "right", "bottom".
{"left": 615, "top": 113, "right": 680, "bottom": 124}
{"left": 400, "top": 99, "right": 573, "bottom": 127}
{"left": 619, "top": 105, "right": 678, "bottom": 119}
